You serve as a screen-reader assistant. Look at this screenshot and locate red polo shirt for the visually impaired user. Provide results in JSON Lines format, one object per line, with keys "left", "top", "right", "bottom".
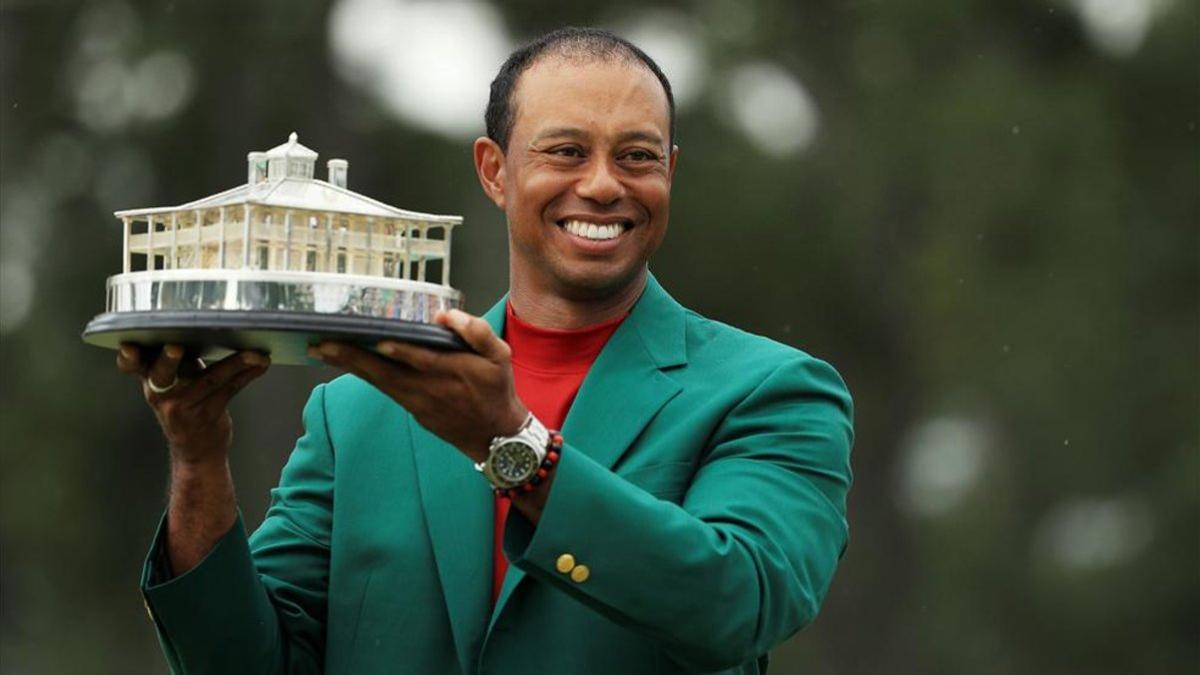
{"left": 493, "top": 301, "right": 627, "bottom": 604}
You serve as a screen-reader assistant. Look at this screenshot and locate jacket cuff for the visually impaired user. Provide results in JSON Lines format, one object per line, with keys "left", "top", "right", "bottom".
{"left": 502, "top": 444, "right": 665, "bottom": 612}
{"left": 140, "top": 511, "right": 278, "bottom": 670}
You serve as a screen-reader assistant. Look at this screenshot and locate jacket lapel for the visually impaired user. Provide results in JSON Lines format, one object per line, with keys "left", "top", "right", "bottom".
{"left": 411, "top": 424, "right": 493, "bottom": 674}
{"left": 409, "top": 296, "right": 512, "bottom": 674}
{"left": 410, "top": 295, "right": 513, "bottom": 672}
{"left": 488, "top": 271, "right": 687, "bottom": 628}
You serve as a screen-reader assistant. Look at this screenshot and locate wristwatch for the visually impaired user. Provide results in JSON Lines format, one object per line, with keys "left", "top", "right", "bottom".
{"left": 475, "top": 413, "right": 550, "bottom": 490}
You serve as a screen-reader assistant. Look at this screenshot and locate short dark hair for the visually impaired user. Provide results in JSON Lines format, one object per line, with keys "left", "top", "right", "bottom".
{"left": 484, "top": 26, "right": 676, "bottom": 152}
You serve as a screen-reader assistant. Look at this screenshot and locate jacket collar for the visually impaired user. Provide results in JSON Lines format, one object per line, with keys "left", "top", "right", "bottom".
{"left": 483, "top": 271, "right": 688, "bottom": 370}
{"left": 412, "top": 270, "right": 687, "bottom": 672}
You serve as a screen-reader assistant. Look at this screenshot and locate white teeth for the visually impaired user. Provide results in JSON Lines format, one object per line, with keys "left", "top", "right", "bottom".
{"left": 562, "top": 220, "right": 624, "bottom": 240}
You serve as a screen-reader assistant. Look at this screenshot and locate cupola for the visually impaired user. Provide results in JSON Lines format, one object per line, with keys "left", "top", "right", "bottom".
{"left": 263, "top": 132, "right": 318, "bottom": 181}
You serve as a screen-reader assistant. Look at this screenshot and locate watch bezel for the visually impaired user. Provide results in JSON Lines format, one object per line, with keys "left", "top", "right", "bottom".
{"left": 491, "top": 440, "right": 540, "bottom": 486}
{"left": 477, "top": 414, "right": 550, "bottom": 489}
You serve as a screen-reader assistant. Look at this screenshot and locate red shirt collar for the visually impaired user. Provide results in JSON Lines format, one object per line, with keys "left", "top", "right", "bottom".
{"left": 504, "top": 300, "right": 627, "bottom": 374}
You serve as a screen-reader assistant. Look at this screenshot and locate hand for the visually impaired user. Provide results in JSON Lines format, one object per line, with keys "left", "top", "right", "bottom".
{"left": 309, "top": 309, "right": 528, "bottom": 463}
{"left": 116, "top": 343, "right": 271, "bottom": 466}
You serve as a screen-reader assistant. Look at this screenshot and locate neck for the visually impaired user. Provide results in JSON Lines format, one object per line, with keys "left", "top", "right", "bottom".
{"left": 508, "top": 267, "right": 647, "bottom": 330}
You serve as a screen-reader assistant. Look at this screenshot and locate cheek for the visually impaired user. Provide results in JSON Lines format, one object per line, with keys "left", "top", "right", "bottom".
{"left": 632, "top": 177, "right": 672, "bottom": 215}
{"left": 514, "top": 171, "right": 571, "bottom": 211}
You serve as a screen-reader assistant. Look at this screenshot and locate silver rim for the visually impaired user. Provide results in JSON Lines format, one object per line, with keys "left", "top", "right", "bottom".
{"left": 104, "top": 269, "right": 463, "bottom": 323}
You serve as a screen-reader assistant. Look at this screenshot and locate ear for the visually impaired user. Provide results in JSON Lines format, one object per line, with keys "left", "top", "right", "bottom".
{"left": 473, "top": 136, "right": 506, "bottom": 210}
{"left": 667, "top": 144, "right": 680, "bottom": 184}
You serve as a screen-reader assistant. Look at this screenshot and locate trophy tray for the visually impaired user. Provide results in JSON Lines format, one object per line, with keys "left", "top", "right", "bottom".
{"left": 82, "top": 270, "right": 469, "bottom": 365}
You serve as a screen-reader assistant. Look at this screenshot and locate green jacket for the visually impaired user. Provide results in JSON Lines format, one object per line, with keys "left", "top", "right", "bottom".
{"left": 140, "top": 273, "right": 854, "bottom": 674}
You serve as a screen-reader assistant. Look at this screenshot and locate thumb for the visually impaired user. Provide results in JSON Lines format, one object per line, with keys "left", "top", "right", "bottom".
{"left": 437, "top": 309, "right": 509, "bottom": 361}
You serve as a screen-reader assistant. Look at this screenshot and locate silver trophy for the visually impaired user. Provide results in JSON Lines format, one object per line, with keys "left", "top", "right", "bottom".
{"left": 82, "top": 133, "right": 467, "bottom": 365}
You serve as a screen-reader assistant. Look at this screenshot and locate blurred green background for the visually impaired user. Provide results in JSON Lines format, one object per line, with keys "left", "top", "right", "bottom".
{"left": 1, "top": 0, "right": 1196, "bottom": 673}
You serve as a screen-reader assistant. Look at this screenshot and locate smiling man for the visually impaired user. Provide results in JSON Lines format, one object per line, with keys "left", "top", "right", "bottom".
{"left": 126, "top": 27, "right": 853, "bottom": 675}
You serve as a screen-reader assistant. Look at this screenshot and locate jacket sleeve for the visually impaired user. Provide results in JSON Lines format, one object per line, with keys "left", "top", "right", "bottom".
{"left": 503, "top": 355, "right": 853, "bottom": 671}
{"left": 140, "top": 383, "right": 335, "bottom": 675}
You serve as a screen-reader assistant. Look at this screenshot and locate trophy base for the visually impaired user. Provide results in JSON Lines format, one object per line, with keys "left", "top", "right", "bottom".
{"left": 82, "top": 310, "right": 469, "bottom": 366}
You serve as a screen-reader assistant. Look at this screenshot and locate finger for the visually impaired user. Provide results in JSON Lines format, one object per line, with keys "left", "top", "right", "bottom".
{"left": 314, "top": 343, "right": 440, "bottom": 418}
{"left": 177, "top": 351, "right": 270, "bottom": 406}
{"left": 177, "top": 354, "right": 209, "bottom": 380}
{"left": 117, "top": 342, "right": 147, "bottom": 377}
{"left": 313, "top": 342, "right": 417, "bottom": 392}
{"left": 146, "top": 344, "right": 185, "bottom": 394}
{"left": 198, "top": 362, "right": 270, "bottom": 416}
{"left": 435, "top": 309, "right": 509, "bottom": 361}
{"left": 375, "top": 340, "right": 444, "bottom": 373}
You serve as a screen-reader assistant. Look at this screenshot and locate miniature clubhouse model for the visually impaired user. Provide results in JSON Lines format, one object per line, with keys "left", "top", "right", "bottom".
{"left": 82, "top": 133, "right": 466, "bottom": 364}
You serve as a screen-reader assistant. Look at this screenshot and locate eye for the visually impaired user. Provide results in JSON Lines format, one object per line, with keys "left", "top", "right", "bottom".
{"left": 548, "top": 145, "right": 584, "bottom": 158}
{"left": 620, "top": 148, "right": 661, "bottom": 163}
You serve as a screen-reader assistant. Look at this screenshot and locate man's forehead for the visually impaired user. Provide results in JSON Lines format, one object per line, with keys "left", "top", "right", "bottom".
{"left": 510, "top": 57, "right": 671, "bottom": 142}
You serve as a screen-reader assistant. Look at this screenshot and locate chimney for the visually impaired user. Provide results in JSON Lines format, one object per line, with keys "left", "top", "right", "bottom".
{"left": 247, "top": 151, "right": 268, "bottom": 185}
{"left": 327, "top": 159, "right": 348, "bottom": 188}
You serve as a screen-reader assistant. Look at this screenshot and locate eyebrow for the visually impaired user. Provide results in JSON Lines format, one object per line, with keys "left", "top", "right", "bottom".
{"left": 615, "top": 130, "right": 666, "bottom": 148}
{"left": 530, "top": 126, "right": 588, "bottom": 143}
{"left": 530, "top": 127, "right": 666, "bottom": 148}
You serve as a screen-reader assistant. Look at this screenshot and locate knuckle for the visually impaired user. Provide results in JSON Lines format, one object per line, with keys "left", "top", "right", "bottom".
{"left": 468, "top": 320, "right": 491, "bottom": 339}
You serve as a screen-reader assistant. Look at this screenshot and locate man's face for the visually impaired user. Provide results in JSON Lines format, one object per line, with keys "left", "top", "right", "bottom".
{"left": 479, "top": 57, "right": 677, "bottom": 299}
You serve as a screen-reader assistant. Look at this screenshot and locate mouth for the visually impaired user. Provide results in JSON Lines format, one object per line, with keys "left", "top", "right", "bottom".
{"left": 554, "top": 218, "right": 634, "bottom": 242}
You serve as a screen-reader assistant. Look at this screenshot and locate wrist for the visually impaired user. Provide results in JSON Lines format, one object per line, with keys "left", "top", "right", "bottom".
{"left": 465, "top": 401, "right": 530, "bottom": 463}
{"left": 496, "top": 401, "right": 530, "bottom": 440}
{"left": 170, "top": 452, "right": 230, "bottom": 478}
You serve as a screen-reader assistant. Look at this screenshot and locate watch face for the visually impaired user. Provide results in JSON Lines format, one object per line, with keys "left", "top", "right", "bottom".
{"left": 494, "top": 442, "right": 538, "bottom": 484}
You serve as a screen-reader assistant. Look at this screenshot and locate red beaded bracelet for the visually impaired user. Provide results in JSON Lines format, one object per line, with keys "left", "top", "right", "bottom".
{"left": 495, "top": 432, "right": 563, "bottom": 500}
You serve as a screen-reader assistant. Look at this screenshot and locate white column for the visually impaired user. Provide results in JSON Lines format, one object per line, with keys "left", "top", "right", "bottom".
{"left": 366, "top": 218, "right": 375, "bottom": 276}
{"left": 442, "top": 224, "right": 453, "bottom": 285}
{"left": 417, "top": 225, "right": 427, "bottom": 282}
{"left": 218, "top": 207, "right": 227, "bottom": 268}
{"left": 193, "top": 209, "right": 203, "bottom": 268}
{"left": 283, "top": 210, "right": 293, "bottom": 270}
{"left": 147, "top": 216, "right": 156, "bottom": 270}
{"left": 304, "top": 216, "right": 313, "bottom": 271}
{"left": 170, "top": 212, "right": 178, "bottom": 269}
{"left": 122, "top": 217, "right": 131, "bottom": 273}
{"left": 325, "top": 214, "right": 334, "bottom": 272}
{"left": 242, "top": 204, "right": 252, "bottom": 268}
{"left": 393, "top": 222, "right": 403, "bottom": 278}
{"left": 401, "top": 221, "right": 411, "bottom": 279}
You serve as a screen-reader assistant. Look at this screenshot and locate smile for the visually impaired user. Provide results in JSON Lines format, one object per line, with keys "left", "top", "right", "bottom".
{"left": 556, "top": 219, "right": 632, "bottom": 241}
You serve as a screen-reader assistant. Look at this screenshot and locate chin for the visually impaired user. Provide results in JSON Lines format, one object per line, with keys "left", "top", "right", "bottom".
{"left": 550, "top": 262, "right": 645, "bottom": 300}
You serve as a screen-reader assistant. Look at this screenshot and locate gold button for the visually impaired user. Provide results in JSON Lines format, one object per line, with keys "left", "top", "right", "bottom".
{"left": 555, "top": 554, "right": 576, "bottom": 574}
{"left": 570, "top": 564, "right": 590, "bottom": 583}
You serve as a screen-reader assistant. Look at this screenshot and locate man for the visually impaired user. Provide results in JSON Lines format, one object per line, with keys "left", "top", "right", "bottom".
{"left": 119, "top": 27, "right": 853, "bottom": 675}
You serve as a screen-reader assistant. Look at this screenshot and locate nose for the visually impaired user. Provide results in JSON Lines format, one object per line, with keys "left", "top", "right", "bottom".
{"left": 574, "top": 158, "right": 625, "bottom": 205}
